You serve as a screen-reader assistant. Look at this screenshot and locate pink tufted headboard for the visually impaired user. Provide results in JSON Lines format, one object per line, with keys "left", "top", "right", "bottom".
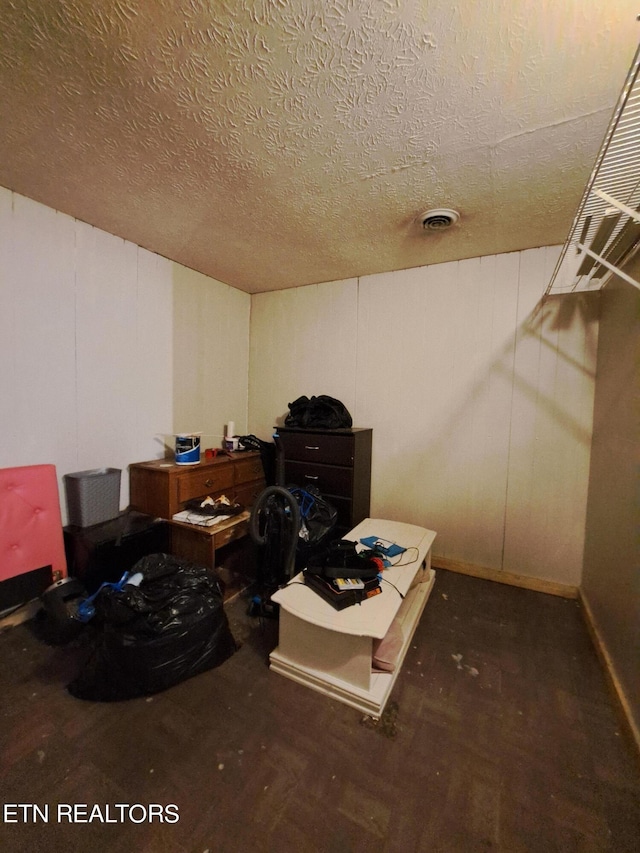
{"left": 0, "top": 464, "right": 67, "bottom": 586}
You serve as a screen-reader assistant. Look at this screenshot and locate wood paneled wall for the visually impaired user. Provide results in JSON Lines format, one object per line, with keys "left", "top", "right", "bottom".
{"left": 0, "top": 188, "right": 173, "bottom": 516}
{"left": 173, "top": 264, "right": 250, "bottom": 451}
{"left": 0, "top": 188, "right": 249, "bottom": 521}
{"left": 249, "top": 246, "right": 598, "bottom": 586}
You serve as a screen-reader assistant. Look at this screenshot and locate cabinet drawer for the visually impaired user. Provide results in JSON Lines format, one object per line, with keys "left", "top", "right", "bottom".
{"left": 285, "top": 461, "right": 353, "bottom": 496}
{"left": 278, "top": 432, "right": 354, "bottom": 465}
{"left": 233, "top": 455, "right": 265, "bottom": 484}
{"left": 234, "top": 478, "right": 265, "bottom": 508}
{"left": 214, "top": 516, "right": 250, "bottom": 549}
{"left": 177, "top": 466, "right": 234, "bottom": 503}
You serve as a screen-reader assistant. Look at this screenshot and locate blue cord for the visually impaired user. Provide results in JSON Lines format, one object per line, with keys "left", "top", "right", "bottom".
{"left": 76, "top": 570, "right": 132, "bottom": 623}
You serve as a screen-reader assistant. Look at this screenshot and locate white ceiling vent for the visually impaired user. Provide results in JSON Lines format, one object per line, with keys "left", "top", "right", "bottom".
{"left": 419, "top": 209, "right": 460, "bottom": 231}
{"left": 546, "top": 42, "right": 640, "bottom": 296}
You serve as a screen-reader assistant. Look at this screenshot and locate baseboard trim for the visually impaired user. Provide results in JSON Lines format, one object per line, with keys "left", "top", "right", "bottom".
{"left": 431, "top": 555, "right": 579, "bottom": 599}
{"left": 579, "top": 590, "right": 640, "bottom": 759}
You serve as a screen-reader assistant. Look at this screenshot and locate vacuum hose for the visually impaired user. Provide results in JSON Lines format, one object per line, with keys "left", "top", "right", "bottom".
{"left": 249, "top": 486, "right": 301, "bottom": 580}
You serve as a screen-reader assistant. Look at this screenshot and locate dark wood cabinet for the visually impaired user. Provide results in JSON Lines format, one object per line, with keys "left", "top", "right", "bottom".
{"left": 64, "top": 511, "right": 170, "bottom": 593}
{"left": 275, "top": 427, "right": 372, "bottom": 531}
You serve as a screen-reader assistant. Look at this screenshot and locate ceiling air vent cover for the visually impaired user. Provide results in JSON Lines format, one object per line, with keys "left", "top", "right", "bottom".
{"left": 419, "top": 208, "right": 460, "bottom": 231}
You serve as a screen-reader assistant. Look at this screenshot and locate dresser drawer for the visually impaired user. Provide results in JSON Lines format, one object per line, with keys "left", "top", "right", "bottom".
{"left": 285, "top": 460, "right": 353, "bottom": 497}
{"left": 234, "top": 479, "right": 265, "bottom": 508}
{"left": 275, "top": 426, "right": 371, "bottom": 532}
{"left": 177, "top": 466, "right": 234, "bottom": 503}
{"left": 278, "top": 431, "right": 354, "bottom": 466}
{"left": 233, "top": 454, "right": 265, "bottom": 484}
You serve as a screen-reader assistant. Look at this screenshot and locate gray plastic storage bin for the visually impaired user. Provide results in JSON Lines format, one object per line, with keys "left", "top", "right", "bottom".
{"left": 64, "top": 468, "right": 121, "bottom": 527}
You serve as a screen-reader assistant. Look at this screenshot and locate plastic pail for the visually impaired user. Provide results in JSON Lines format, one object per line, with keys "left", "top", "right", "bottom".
{"left": 175, "top": 434, "right": 201, "bottom": 465}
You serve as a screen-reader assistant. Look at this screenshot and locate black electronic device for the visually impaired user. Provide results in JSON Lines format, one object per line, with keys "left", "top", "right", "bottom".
{"left": 305, "top": 539, "right": 384, "bottom": 580}
{"left": 303, "top": 570, "right": 381, "bottom": 610}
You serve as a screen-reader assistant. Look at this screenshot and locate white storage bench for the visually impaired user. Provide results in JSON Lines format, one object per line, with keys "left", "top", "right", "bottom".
{"left": 269, "top": 518, "right": 437, "bottom": 718}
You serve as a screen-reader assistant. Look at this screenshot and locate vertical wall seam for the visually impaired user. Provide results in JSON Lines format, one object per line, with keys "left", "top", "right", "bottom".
{"left": 9, "top": 193, "right": 18, "bottom": 400}
{"left": 135, "top": 246, "right": 140, "bottom": 452}
{"left": 354, "top": 276, "right": 360, "bottom": 422}
{"left": 500, "top": 251, "right": 522, "bottom": 570}
{"left": 72, "top": 217, "right": 80, "bottom": 468}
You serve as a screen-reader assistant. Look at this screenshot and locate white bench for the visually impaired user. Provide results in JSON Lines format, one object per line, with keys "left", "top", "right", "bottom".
{"left": 269, "top": 518, "right": 437, "bottom": 718}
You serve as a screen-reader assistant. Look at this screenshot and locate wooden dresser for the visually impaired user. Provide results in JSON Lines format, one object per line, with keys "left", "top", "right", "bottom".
{"left": 275, "top": 427, "right": 372, "bottom": 531}
{"left": 128, "top": 452, "right": 265, "bottom": 570}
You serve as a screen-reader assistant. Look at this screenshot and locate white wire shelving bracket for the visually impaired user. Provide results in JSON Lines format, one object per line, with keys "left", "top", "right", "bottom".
{"left": 545, "top": 42, "right": 640, "bottom": 296}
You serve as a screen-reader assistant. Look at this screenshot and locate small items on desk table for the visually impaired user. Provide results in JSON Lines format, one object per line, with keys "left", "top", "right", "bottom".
{"left": 171, "top": 494, "right": 244, "bottom": 527}
{"left": 170, "top": 510, "right": 251, "bottom": 573}
{"left": 169, "top": 494, "right": 250, "bottom": 577}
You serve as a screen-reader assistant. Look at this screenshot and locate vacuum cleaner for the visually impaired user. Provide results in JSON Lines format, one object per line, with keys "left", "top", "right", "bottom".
{"left": 247, "top": 486, "right": 301, "bottom": 618}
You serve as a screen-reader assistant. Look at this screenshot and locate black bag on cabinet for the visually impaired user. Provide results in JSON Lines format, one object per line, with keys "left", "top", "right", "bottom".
{"left": 285, "top": 395, "right": 352, "bottom": 430}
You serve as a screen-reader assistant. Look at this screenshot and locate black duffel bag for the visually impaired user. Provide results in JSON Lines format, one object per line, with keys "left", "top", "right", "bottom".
{"left": 285, "top": 395, "right": 352, "bottom": 430}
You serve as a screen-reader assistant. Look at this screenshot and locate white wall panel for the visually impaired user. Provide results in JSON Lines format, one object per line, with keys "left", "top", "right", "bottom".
{"left": 74, "top": 222, "right": 139, "bottom": 471}
{"left": 133, "top": 247, "right": 174, "bottom": 467}
{"left": 502, "top": 246, "right": 595, "bottom": 585}
{"left": 173, "top": 265, "right": 250, "bottom": 450}
{"left": 0, "top": 190, "right": 77, "bottom": 483}
{"left": 0, "top": 189, "right": 11, "bottom": 457}
{"left": 451, "top": 252, "right": 521, "bottom": 567}
{"left": 249, "top": 279, "right": 358, "bottom": 439}
{"left": 355, "top": 263, "right": 460, "bottom": 534}
{"left": 0, "top": 190, "right": 175, "bottom": 521}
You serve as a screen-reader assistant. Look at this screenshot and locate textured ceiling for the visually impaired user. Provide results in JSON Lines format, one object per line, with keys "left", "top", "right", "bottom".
{"left": 0, "top": 1, "right": 638, "bottom": 293}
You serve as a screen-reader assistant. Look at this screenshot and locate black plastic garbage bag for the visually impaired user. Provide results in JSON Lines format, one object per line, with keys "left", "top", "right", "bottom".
{"left": 288, "top": 484, "right": 338, "bottom": 569}
{"left": 68, "top": 554, "right": 237, "bottom": 701}
{"left": 287, "top": 484, "right": 336, "bottom": 546}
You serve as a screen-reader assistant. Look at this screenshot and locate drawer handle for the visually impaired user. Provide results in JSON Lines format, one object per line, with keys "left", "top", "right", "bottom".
{"left": 204, "top": 479, "right": 214, "bottom": 487}
{"left": 304, "top": 474, "right": 319, "bottom": 480}
{"left": 304, "top": 445, "right": 320, "bottom": 450}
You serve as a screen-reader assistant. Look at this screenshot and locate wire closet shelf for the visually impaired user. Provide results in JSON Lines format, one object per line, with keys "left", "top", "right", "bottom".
{"left": 545, "top": 41, "right": 640, "bottom": 297}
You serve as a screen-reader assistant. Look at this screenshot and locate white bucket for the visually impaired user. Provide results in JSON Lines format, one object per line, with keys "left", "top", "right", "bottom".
{"left": 175, "top": 433, "right": 201, "bottom": 465}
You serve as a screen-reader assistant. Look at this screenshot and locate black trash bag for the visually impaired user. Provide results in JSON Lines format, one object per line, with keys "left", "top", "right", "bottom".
{"left": 288, "top": 485, "right": 338, "bottom": 569}
{"left": 285, "top": 395, "right": 352, "bottom": 430}
{"left": 289, "top": 485, "right": 337, "bottom": 546}
{"left": 68, "top": 554, "right": 237, "bottom": 701}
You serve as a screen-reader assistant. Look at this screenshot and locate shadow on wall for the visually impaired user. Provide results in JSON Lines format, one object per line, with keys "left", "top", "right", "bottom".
{"left": 504, "top": 292, "right": 599, "bottom": 446}
{"left": 374, "top": 291, "right": 599, "bottom": 575}
{"left": 529, "top": 291, "right": 599, "bottom": 372}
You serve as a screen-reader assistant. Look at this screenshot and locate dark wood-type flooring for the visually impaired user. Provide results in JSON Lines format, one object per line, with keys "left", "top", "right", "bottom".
{"left": 1, "top": 569, "right": 639, "bottom": 852}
